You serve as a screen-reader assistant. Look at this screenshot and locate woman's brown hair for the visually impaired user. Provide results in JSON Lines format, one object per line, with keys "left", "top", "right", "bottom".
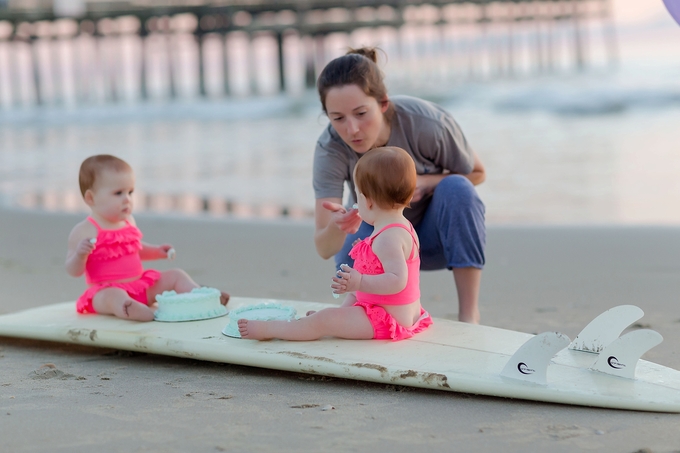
{"left": 317, "top": 47, "right": 394, "bottom": 122}
{"left": 354, "top": 147, "right": 416, "bottom": 209}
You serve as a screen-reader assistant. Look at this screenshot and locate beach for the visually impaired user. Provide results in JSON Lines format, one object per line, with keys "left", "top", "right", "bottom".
{"left": 1, "top": 208, "right": 680, "bottom": 452}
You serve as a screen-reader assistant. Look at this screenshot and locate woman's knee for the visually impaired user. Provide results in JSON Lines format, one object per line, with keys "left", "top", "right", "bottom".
{"left": 431, "top": 175, "right": 483, "bottom": 212}
{"left": 434, "top": 174, "right": 475, "bottom": 198}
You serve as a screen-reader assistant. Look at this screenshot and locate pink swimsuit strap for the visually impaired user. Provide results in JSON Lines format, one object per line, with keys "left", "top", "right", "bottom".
{"left": 367, "top": 222, "right": 419, "bottom": 261}
{"left": 87, "top": 216, "right": 132, "bottom": 231}
{"left": 352, "top": 221, "right": 421, "bottom": 306}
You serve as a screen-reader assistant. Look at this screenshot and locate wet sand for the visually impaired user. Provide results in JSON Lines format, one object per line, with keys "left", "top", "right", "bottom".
{"left": 1, "top": 208, "right": 680, "bottom": 452}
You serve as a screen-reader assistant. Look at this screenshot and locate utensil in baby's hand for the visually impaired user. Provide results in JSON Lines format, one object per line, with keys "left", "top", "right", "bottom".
{"left": 89, "top": 238, "right": 97, "bottom": 244}
{"left": 332, "top": 264, "right": 349, "bottom": 299}
{"left": 167, "top": 248, "right": 176, "bottom": 260}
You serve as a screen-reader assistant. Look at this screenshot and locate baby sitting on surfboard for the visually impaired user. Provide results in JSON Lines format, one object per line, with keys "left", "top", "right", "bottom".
{"left": 65, "top": 154, "right": 230, "bottom": 322}
{"left": 238, "top": 147, "right": 433, "bottom": 341}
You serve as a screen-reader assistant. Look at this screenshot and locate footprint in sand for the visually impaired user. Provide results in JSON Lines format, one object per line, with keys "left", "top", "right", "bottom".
{"left": 28, "top": 363, "right": 83, "bottom": 380}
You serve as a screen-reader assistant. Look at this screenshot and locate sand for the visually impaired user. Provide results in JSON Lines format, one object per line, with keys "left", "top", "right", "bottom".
{"left": 1, "top": 208, "right": 680, "bottom": 452}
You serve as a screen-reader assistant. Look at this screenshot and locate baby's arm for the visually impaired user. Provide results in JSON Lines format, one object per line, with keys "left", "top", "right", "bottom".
{"left": 128, "top": 215, "right": 174, "bottom": 261}
{"left": 333, "top": 229, "right": 411, "bottom": 296}
{"left": 65, "top": 222, "right": 96, "bottom": 277}
{"left": 139, "top": 242, "right": 174, "bottom": 261}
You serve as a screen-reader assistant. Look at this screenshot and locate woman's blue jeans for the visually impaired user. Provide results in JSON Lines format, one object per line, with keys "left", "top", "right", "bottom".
{"left": 334, "top": 175, "right": 486, "bottom": 271}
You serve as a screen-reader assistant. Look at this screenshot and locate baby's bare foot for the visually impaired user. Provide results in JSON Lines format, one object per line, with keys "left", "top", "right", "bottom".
{"left": 238, "top": 319, "right": 270, "bottom": 340}
{"left": 220, "top": 291, "right": 230, "bottom": 306}
{"left": 121, "top": 300, "right": 155, "bottom": 322}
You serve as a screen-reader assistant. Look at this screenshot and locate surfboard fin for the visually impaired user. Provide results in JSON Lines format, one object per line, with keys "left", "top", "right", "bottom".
{"left": 568, "top": 305, "right": 644, "bottom": 354}
{"left": 501, "top": 332, "right": 571, "bottom": 385}
{"left": 590, "top": 329, "right": 663, "bottom": 379}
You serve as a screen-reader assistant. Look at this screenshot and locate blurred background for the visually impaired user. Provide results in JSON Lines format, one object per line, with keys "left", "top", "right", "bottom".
{"left": 0, "top": 0, "right": 678, "bottom": 224}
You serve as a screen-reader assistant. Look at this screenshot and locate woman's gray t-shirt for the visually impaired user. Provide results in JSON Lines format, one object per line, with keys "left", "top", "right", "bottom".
{"left": 313, "top": 95, "right": 475, "bottom": 225}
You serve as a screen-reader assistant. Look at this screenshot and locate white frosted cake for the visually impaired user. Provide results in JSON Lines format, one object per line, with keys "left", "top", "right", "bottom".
{"left": 154, "top": 287, "right": 227, "bottom": 322}
{"left": 222, "top": 302, "right": 297, "bottom": 338}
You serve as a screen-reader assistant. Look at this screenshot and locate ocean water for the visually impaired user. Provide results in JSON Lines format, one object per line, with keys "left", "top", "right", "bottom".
{"left": 1, "top": 17, "right": 679, "bottom": 225}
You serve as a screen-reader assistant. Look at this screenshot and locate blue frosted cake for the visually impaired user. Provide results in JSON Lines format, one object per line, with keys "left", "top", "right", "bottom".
{"left": 154, "top": 287, "right": 227, "bottom": 322}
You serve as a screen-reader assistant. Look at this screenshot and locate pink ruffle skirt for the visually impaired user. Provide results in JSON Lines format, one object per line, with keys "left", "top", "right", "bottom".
{"left": 353, "top": 301, "right": 433, "bottom": 341}
{"left": 76, "top": 269, "right": 161, "bottom": 314}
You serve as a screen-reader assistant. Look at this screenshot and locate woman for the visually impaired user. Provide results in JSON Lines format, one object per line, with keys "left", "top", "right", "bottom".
{"left": 313, "top": 47, "right": 486, "bottom": 324}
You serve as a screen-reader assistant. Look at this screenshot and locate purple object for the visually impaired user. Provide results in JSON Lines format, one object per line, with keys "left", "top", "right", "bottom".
{"left": 664, "top": 0, "right": 680, "bottom": 25}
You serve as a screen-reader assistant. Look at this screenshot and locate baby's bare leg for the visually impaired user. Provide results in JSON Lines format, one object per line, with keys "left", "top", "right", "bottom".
{"left": 146, "top": 269, "right": 199, "bottom": 303}
{"left": 146, "top": 269, "right": 230, "bottom": 305}
{"left": 238, "top": 306, "right": 373, "bottom": 341}
{"left": 92, "top": 287, "right": 155, "bottom": 322}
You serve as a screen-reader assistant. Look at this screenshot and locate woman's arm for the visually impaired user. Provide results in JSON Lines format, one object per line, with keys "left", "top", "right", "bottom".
{"left": 314, "top": 197, "right": 361, "bottom": 260}
{"left": 412, "top": 173, "right": 448, "bottom": 203}
{"left": 412, "top": 151, "right": 486, "bottom": 202}
{"left": 465, "top": 152, "right": 486, "bottom": 186}
{"left": 420, "top": 106, "right": 486, "bottom": 187}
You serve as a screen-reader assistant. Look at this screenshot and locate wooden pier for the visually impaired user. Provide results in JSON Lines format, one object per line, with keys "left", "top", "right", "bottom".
{"left": 0, "top": 0, "right": 616, "bottom": 106}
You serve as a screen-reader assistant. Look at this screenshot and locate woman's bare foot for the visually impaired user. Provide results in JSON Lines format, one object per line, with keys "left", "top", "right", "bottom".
{"left": 220, "top": 292, "right": 230, "bottom": 306}
{"left": 118, "top": 300, "right": 155, "bottom": 322}
{"left": 238, "top": 319, "right": 271, "bottom": 340}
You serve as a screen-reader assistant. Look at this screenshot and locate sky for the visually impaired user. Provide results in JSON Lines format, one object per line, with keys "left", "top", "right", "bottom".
{"left": 614, "top": 0, "right": 674, "bottom": 24}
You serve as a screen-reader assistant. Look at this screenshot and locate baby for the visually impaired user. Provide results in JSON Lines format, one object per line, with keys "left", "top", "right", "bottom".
{"left": 65, "top": 154, "right": 229, "bottom": 321}
{"left": 238, "top": 147, "right": 432, "bottom": 341}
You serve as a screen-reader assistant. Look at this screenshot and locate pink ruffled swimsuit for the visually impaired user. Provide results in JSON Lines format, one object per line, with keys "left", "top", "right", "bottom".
{"left": 349, "top": 223, "right": 433, "bottom": 341}
{"left": 76, "top": 217, "right": 160, "bottom": 314}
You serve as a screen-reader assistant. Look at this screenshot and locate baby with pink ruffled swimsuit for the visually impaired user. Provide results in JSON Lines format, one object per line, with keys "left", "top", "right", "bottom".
{"left": 65, "top": 154, "right": 229, "bottom": 322}
{"left": 238, "top": 147, "right": 432, "bottom": 341}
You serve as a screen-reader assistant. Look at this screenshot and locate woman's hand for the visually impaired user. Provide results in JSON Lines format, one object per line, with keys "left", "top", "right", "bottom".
{"left": 412, "top": 174, "right": 447, "bottom": 202}
{"left": 412, "top": 153, "right": 486, "bottom": 203}
{"left": 314, "top": 198, "right": 360, "bottom": 259}
{"left": 322, "top": 201, "right": 362, "bottom": 234}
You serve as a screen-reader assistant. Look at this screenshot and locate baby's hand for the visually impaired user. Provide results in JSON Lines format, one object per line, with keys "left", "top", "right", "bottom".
{"left": 331, "top": 264, "right": 362, "bottom": 295}
{"left": 159, "top": 244, "right": 175, "bottom": 260}
{"left": 76, "top": 238, "right": 96, "bottom": 257}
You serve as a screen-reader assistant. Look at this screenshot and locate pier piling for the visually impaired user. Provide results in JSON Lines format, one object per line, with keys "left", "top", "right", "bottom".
{"left": 0, "top": 0, "right": 615, "bottom": 106}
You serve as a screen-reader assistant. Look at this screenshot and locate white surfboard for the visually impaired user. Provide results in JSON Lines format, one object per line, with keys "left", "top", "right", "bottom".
{"left": 0, "top": 297, "right": 679, "bottom": 413}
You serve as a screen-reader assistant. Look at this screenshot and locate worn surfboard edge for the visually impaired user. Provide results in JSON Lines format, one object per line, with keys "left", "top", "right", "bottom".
{"left": 1, "top": 298, "right": 680, "bottom": 413}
